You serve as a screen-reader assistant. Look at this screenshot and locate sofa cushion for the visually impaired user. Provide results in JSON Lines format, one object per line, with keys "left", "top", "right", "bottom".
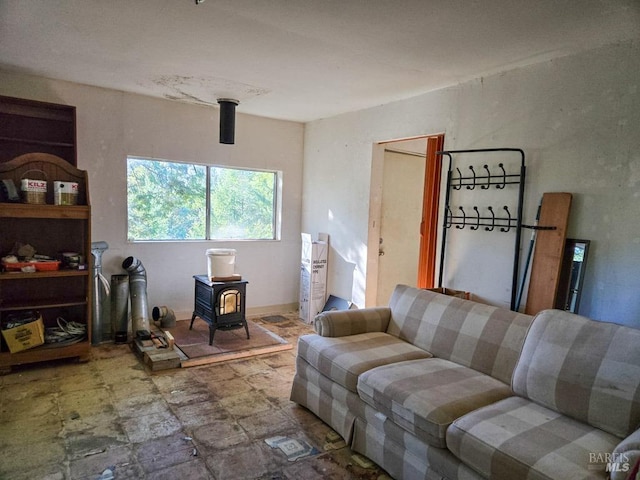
{"left": 387, "top": 285, "right": 533, "bottom": 384}
{"left": 357, "top": 358, "right": 513, "bottom": 448}
{"left": 447, "top": 396, "right": 619, "bottom": 480}
{"left": 512, "top": 309, "right": 640, "bottom": 439}
{"left": 297, "top": 332, "right": 432, "bottom": 393}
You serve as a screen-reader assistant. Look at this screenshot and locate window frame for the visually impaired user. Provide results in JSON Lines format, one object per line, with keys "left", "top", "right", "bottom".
{"left": 126, "top": 156, "right": 282, "bottom": 243}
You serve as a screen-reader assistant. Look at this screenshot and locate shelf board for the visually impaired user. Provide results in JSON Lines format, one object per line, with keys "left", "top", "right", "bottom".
{"left": 0, "top": 296, "right": 87, "bottom": 311}
{"left": 0, "top": 340, "right": 90, "bottom": 368}
{"left": 0, "top": 270, "right": 89, "bottom": 281}
{"left": 0, "top": 136, "right": 75, "bottom": 148}
{"left": 0, "top": 203, "right": 90, "bottom": 219}
{"left": 0, "top": 101, "right": 74, "bottom": 122}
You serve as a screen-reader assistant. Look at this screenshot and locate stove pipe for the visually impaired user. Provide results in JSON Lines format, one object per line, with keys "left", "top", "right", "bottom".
{"left": 91, "top": 241, "right": 110, "bottom": 345}
{"left": 122, "top": 256, "right": 151, "bottom": 333}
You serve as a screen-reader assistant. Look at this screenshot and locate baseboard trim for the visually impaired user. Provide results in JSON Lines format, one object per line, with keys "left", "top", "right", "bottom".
{"left": 247, "top": 303, "right": 299, "bottom": 316}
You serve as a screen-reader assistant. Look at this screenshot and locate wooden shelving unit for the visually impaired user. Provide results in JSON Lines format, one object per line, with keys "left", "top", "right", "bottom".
{"left": 0, "top": 153, "right": 91, "bottom": 371}
{"left": 0, "top": 95, "right": 77, "bottom": 166}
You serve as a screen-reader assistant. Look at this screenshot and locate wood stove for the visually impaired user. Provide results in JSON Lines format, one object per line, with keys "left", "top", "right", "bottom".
{"left": 190, "top": 275, "right": 249, "bottom": 345}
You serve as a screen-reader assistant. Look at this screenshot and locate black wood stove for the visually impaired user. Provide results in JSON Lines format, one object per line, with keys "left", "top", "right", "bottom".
{"left": 190, "top": 275, "right": 249, "bottom": 345}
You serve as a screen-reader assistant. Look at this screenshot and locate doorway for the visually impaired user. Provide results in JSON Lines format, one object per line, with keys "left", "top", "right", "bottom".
{"left": 366, "top": 134, "right": 444, "bottom": 306}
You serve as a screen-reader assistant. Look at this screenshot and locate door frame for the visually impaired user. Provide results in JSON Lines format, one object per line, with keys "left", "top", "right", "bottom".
{"left": 418, "top": 134, "right": 445, "bottom": 288}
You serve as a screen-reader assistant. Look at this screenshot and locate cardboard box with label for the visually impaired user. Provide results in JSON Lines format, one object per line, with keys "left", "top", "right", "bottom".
{"left": 2, "top": 316, "right": 45, "bottom": 353}
{"left": 299, "top": 233, "right": 328, "bottom": 324}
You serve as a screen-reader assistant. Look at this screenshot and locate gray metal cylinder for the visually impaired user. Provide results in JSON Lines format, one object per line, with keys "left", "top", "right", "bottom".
{"left": 111, "top": 274, "right": 130, "bottom": 343}
{"left": 152, "top": 306, "right": 176, "bottom": 328}
{"left": 122, "top": 256, "right": 151, "bottom": 333}
{"left": 91, "top": 241, "right": 110, "bottom": 345}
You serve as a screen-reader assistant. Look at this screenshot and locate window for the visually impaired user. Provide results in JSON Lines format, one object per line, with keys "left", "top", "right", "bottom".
{"left": 127, "top": 157, "right": 279, "bottom": 241}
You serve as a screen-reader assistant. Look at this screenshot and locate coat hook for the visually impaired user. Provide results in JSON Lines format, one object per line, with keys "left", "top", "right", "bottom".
{"left": 445, "top": 205, "right": 453, "bottom": 228}
{"left": 471, "top": 206, "right": 480, "bottom": 230}
{"left": 501, "top": 205, "right": 512, "bottom": 232}
{"left": 467, "top": 166, "right": 476, "bottom": 190}
{"left": 482, "top": 164, "right": 491, "bottom": 189}
{"left": 456, "top": 206, "right": 466, "bottom": 229}
{"left": 454, "top": 168, "right": 462, "bottom": 190}
{"left": 496, "top": 163, "right": 506, "bottom": 189}
{"left": 485, "top": 206, "right": 495, "bottom": 231}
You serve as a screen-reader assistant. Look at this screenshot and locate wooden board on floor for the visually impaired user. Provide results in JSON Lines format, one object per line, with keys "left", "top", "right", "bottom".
{"left": 143, "top": 348, "right": 182, "bottom": 371}
{"left": 525, "top": 192, "right": 572, "bottom": 315}
{"left": 131, "top": 330, "right": 182, "bottom": 372}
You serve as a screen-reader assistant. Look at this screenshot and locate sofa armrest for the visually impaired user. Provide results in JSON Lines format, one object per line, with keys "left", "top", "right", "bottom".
{"left": 313, "top": 307, "right": 391, "bottom": 337}
{"left": 610, "top": 427, "right": 640, "bottom": 480}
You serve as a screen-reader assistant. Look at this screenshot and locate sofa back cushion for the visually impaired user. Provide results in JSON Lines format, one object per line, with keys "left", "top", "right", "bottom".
{"left": 387, "top": 285, "right": 533, "bottom": 385}
{"left": 512, "top": 309, "right": 640, "bottom": 438}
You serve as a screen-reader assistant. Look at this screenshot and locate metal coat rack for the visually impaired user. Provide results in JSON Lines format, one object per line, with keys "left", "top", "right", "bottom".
{"left": 437, "top": 148, "right": 526, "bottom": 310}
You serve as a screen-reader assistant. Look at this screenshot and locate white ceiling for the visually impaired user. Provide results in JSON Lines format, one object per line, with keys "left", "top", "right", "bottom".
{"left": 1, "top": 0, "right": 638, "bottom": 122}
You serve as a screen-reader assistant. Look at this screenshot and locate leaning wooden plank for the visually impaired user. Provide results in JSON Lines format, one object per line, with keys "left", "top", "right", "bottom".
{"left": 525, "top": 192, "right": 572, "bottom": 315}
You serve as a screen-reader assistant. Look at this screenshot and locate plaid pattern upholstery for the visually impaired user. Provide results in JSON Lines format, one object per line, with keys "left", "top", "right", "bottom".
{"left": 297, "top": 332, "right": 432, "bottom": 392}
{"left": 290, "top": 355, "right": 366, "bottom": 442}
{"left": 352, "top": 403, "right": 484, "bottom": 480}
{"left": 387, "top": 285, "right": 533, "bottom": 384}
{"left": 314, "top": 307, "right": 391, "bottom": 337}
{"left": 358, "top": 358, "right": 513, "bottom": 448}
{"left": 512, "top": 309, "right": 640, "bottom": 438}
{"left": 612, "top": 427, "right": 640, "bottom": 480}
{"left": 447, "top": 396, "right": 619, "bottom": 480}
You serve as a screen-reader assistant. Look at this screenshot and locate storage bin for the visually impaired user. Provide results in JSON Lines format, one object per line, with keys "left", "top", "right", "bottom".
{"left": 206, "top": 248, "right": 237, "bottom": 280}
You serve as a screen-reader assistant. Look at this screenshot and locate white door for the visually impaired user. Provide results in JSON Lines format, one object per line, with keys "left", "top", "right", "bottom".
{"left": 376, "top": 147, "right": 426, "bottom": 305}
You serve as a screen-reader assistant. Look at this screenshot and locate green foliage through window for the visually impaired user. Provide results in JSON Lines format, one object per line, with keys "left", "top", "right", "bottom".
{"left": 127, "top": 157, "right": 278, "bottom": 241}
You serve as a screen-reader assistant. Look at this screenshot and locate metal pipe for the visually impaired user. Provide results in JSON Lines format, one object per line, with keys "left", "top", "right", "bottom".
{"left": 152, "top": 306, "right": 176, "bottom": 328}
{"left": 91, "top": 241, "right": 110, "bottom": 345}
{"left": 122, "top": 256, "right": 150, "bottom": 334}
{"left": 111, "top": 274, "right": 130, "bottom": 343}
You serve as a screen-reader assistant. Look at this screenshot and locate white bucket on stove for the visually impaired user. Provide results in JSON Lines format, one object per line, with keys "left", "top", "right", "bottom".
{"left": 206, "top": 248, "right": 236, "bottom": 279}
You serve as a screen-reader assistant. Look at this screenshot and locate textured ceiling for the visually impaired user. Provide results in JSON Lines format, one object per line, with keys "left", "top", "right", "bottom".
{"left": 1, "top": 0, "right": 638, "bottom": 122}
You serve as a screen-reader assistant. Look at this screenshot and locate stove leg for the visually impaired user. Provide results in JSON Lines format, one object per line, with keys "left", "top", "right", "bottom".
{"left": 244, "top": 321, "right": 250, "bottom": 339}
{"left": 189, "top": 313, "right": 197, "bottom": 330}
{"left": 209, "top": 325, "right": 216, "bottom": 345}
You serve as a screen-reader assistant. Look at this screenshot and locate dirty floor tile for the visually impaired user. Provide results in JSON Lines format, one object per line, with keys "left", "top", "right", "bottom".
{"left": 0, "top": 312, "right": 388, "bottom": 479}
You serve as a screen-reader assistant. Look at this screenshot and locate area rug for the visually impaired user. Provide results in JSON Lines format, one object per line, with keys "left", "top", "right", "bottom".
{"left": 166, "top": 318, "right": 291, "bottom": 368}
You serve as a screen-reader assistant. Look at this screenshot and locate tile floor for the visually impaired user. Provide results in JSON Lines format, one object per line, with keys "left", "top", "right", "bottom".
{"left": 0, "top": 313, "right": 391, "bottom": 480}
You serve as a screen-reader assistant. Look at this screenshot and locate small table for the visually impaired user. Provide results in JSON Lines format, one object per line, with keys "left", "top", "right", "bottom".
{"left": 190, "top": 275, "right": 249, "bottom": 345}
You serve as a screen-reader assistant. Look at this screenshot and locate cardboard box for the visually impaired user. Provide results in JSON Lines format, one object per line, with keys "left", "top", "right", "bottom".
{"left": 299, "top": 233, "right": 328, "bottom": 324}
{"left": 2, "top": 316, "right": 45, "bottom": 353}
{"left": 427, "top": 287, "right": 469, "bottom": 300}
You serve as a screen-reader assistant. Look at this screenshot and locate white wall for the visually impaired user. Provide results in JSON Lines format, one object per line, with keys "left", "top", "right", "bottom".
{"left": 302, "top": 40, "right": 640, "bottom": 328}
{"left": 0, "top": 72, "right": 304, "bottom": 318}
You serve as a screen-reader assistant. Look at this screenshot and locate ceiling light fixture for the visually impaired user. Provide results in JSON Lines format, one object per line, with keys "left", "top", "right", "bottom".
{"left": 217, "top": 98, "right": 239, "bottom": 145}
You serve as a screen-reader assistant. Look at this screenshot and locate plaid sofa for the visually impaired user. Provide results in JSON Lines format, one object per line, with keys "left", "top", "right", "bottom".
{"left": 290, "top": 285, "right": 640, "bottom": 480}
